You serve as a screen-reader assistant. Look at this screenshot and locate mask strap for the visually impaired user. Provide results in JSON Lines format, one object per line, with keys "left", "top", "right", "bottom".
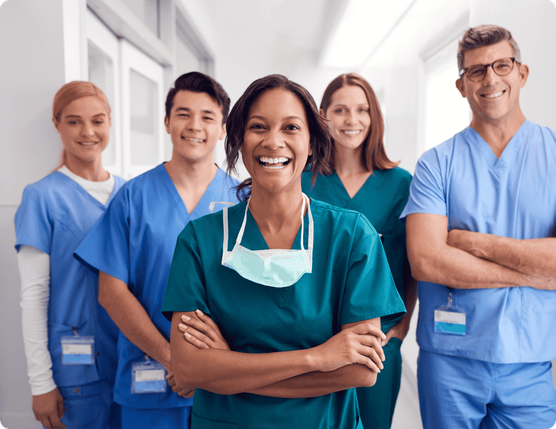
{"left": 222, "top": 207, "right": 229, "bottom": 264}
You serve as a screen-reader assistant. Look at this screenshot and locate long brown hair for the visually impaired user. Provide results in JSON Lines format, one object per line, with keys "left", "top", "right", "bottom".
{"left": 320, "top": 73, "right": 398, "bottom": 172}
{"left": 226, "top": 74, "right": 332, "bottom": 200}
{"left": 52, "top": 81, "right": 111, "bottom": 170}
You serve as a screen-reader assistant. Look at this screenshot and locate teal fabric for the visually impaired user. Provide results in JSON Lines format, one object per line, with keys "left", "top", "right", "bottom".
{"left": 302, "top": 167, "right": 412, "bottom": 332}
{"left": 162, "top": 199, "right": 405, "bottom": 429}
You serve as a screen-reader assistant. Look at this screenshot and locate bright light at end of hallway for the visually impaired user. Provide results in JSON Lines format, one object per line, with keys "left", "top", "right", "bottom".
{"left": 320, "top": 0, "right": 415, "bottom": 68}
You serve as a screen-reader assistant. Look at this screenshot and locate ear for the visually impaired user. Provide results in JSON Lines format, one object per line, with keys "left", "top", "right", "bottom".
{"left": 219, "top": 123, "right": 227, "bottom": 141}
{"left": 319, "top": 108, "right": 326, "bottom": 117}
{"left": 164, "top": 116, "right": 170, "bottom": 134}
{"left": 52, "top": 117, "right": 61, "bottom": 134}
{"left": 455, "top": 78, "right": 466, "bottom": 98}
{"left": 518, "top": 63, "right": 529, "bottom": 88}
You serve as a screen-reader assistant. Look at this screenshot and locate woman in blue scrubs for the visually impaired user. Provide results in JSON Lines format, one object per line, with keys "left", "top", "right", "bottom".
{"left": 14, "top": 81, "right": 124, "bottom": 429}
{"left": 162, "top": 74, "right": 405, "bottom": 428}
{"left": 301, "top": 73, "right": 417, "bottom": 429}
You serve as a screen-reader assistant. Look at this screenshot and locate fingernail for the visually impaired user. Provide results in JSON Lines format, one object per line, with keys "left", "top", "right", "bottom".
{"left": 196, "top": 309, "right": 204, "bottom": 316}
{"left": 185, "top": 332, "right": 191, "bottom": 338}
{"left": 182, "top": 315, "right": 190, "bottom": 321}
{"left": 178, "top": 324, "right": 187, "bottom": 330}
{"left": 381, "top": 341, "right": 386, "bottom": 346}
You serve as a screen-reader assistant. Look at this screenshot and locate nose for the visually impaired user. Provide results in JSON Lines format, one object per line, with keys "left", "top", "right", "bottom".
{"left": 261, "top": 128, "right": 285, "bottom": 150}
{"left": 81, "top": 122, "right": 94, "bottom": 137}
{"left": 345, "top": 111, "right": 357, "bottom": 125}
{"left": 483, "top": 64, "right": 499, "bottom": 85}
{"left": 187, "top": 114, "right": 202, "bottom": 131}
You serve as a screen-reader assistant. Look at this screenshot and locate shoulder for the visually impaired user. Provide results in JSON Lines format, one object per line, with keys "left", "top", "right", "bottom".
{"left": 311, "top": 199, "right": 378, "bottom": 241}
{"left": 20, "top": 171, "right": 72, "bottom": 204}
{"left": 527, "top": 120, "right": 556, "bottom": 143}
{"left": 378, "top": 166, "right": 412, "bottom": 186}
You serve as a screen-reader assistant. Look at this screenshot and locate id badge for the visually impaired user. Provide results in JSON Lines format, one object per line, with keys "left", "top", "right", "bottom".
{"left": 131, "top": 360, "right": 167, "bottom": 394}
{"left": 434, "top": 305, "right": 466, "bottom": 336}
{"left": 61, "top": 335, "right": 95, "bottom": 365}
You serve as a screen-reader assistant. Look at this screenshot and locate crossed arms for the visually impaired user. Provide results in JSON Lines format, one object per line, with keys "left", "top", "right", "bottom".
{"left": 405, "top": 213, "right": 556, "bottom": 290}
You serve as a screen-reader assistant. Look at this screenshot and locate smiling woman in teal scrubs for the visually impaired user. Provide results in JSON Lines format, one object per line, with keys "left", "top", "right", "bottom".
{"left": 301, "top": 73, "right": 418, "bottom": 429}
{"left": 162, "top": 74, "right": 405, "bottom": 429}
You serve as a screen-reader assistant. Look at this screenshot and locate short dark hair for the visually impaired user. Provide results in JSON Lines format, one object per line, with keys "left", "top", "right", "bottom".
{"left": 458, "top": 25, "right": 521, "bottom": 71}
{"left": 165, "top": 71, "right": 230, "bottom": 123}
{"left": 320, "top": 73, "right": 398, "bottom": 172}
{"left": 225, "top": 74, "right": 332, "bottom": 200}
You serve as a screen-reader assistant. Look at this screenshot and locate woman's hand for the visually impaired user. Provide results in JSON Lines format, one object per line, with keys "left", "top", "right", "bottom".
{"left": 32, "top": 388, "right": 66, "bottom": 429}
{"left": 311, "top": 322, "right": 386, "bottom": 373}
{"left": 178, "top": 309, "right": 230, "bottom": 351}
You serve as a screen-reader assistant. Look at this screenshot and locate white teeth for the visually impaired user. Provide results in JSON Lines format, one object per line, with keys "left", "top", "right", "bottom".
{"left": 184, "top": 137, "right": 205, "bottom": 143}
{"left": 483, "top": 91, "right": 503, "bottom": 99}
{"left": 342, "top": 130, "right": 361, "bottom": 135}
{"left": 79, "top": 142, "right": 97, "bottom": 145}
{"left": 259, "top": 157, "right": 289, "bottom": 164}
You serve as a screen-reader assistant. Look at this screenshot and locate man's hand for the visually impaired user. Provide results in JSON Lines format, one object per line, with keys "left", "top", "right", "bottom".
{"left": 382, "top": 317, "right": 410, "bottom": 346}
{"left": 32, "top": 388, "right": 66, "bottom": 429}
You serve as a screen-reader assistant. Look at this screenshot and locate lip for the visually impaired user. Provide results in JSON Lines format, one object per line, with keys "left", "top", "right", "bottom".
{"left": 257, "top": 156, "right": 292, "bottom": 170}
{"left": 481, "top": 90, "right": 505, "bottom": 99}
{"left": 182, "top": 137, "right": 206, "bottom": 143}
{"left": 78, "top": 141, "right": 99, "bottom": 146}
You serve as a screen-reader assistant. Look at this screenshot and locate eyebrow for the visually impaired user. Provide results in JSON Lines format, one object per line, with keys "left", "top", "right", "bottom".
{"left": 175, "top": 107, "right": 216, "bottom": 115}
{"left": 64, "top": 113, "right": 107, "bottom": 119}
{"left": 248, "top": 115, "right": 306, "bottom": 122}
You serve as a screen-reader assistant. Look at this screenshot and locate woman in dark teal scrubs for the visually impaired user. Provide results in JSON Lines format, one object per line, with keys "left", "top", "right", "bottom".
{"left": 301, "top": 73, "right": 417, "bottom": 429}
{"left": 162, "top": 74, "right": 405, "bottom": 429}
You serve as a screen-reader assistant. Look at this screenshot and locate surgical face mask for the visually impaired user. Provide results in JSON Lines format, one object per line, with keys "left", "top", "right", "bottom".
{"left": 221, "top": 194, "right": 313, "bottom": 288}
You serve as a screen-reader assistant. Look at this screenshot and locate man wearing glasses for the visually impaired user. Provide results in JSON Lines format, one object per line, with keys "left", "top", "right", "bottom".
{"left": 401, "top": 25, "right": 556, "bottom": 428}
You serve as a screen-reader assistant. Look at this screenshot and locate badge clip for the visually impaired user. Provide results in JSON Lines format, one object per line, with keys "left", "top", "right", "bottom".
{"left": 434, "top": 289, "right": 466, "bottom": 336}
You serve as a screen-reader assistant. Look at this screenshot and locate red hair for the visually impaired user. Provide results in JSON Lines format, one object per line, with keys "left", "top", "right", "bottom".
{"left": 52, "top": 81, "right": 111, "bottom": 170}
{"left": 320, "top": 73, "right": 398, "bottom": 172}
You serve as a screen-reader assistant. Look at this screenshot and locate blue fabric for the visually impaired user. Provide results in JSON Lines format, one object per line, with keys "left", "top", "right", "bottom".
{"left": 46, "top": 374, "right": 120, "bottom": 429}
{"left": 75, "top": 164, "right": 240, "bottom": 409}
{"left": 162, "top": 199, "right": 405, "bottom": 428}
{"left": 400, "top": 121, "right": 556, "bottom": 363}
{"left": 121, "top": 405, "right": 191, "bottom": 429}
{"left": 14, "top": 172, "right": 125, "bottom": 388}
{"left": 417, "top": 349, "right": 556, "bottom": 429}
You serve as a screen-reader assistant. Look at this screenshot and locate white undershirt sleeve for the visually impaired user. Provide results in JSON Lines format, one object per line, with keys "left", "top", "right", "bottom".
{"left": 18, "top": 245, "right": 57, "bottom": 396}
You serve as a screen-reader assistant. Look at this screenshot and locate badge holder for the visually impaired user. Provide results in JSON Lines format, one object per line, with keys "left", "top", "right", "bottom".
{"left": 131, "top": 355, "right": 167, "bottom": 394}
{"left": 61, "top": 327, "right": 95, "bottom": 365}
{"left": 434, "top": 288, "right": 466, "bottom": 336}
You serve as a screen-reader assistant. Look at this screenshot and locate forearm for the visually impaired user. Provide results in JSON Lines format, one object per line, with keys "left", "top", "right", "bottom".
{"left": 406, "top": 214, "right": 543, "bottom": 289}
{"left": 99, "top": 271, "right": 170, "bottom": 368}
{"left": 248, "top": 364, "right": 376, "bottom": 398}
{"left": 18, "top": 246, "right": 57, "bottom": 396}
{"left": 171, "top": 313, "right": 314, "bottom": 395}
{"left": 450, "top": 232, "right": 556, "bottom": 279}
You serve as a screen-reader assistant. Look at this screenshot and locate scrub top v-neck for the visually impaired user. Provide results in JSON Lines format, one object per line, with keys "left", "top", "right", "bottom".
{"left": 75, "top": 163, "right": 241, "bottom": 409}
{"left": 162, "top": 198, "right": 405, "bottom": 428}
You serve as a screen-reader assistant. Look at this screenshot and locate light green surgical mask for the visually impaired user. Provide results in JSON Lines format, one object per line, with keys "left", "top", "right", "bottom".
{"left": 221, "top": 194, "right": 313, "bottom": 288}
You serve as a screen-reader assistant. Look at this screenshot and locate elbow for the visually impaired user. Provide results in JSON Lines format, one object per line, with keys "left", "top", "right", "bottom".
{"left": 359, "top": 368, "right": 378, "bottom": 388}
{"left": 407, "top": 255, "right": 431, "bottom": 282}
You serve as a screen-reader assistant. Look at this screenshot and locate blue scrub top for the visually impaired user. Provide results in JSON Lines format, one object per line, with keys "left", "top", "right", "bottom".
{"left": 75, "top": 163, "right": 241, "bottom": 409}
{"left": 162, "top": 199, "right": 405, "bottom": 428}
{"left": 400, "top": 120, "right": 556, "bottom": 363}
{"left": 14, "top": 171, "right": 126, "bottom": 387}
{"left": 301, "top": 167, "right": 412, "bottom": 332}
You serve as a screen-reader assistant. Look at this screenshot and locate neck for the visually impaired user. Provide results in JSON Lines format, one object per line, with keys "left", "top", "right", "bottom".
{"left": 333, "top": 142, "right": 369, "bottom": 176}
{"left": 164, "top": 151, "right": 218, "bottom": 189}
{"left": 248, "top": 183, "right": 304, "bottom": 233}
{"left": 470, "top": 110, "right": 527, "bottom": 158}
{"left": 64, "top": 156, "right": 108, "bottom": 181}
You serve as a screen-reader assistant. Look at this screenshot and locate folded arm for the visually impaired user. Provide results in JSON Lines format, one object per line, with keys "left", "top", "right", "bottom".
{"left": 170, "top": 311, "right": 384, "bottom": 397}
{"left": 447, "top": 229, "right": 556, "bottom": 281}
{"left": 406, "top": 213, "right": 553, "bottom": 290}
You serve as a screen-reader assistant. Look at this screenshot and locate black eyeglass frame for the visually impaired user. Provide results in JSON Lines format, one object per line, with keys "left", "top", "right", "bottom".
{"left": 459, "top": 57, "right": 520, "bottom": 82}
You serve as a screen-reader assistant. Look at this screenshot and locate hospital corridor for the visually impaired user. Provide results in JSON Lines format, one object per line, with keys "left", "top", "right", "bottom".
{"left": 1, "top": 0, "right": 555, "bottom": 428}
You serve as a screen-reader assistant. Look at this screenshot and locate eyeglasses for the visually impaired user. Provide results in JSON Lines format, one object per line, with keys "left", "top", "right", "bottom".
{"left": 459, "top": 57, "right": 519, "bottom": 82}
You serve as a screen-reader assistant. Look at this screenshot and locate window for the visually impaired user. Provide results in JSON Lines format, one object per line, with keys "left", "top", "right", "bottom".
{"left": 423, "top": 40, "right": 470, "bottom": 153}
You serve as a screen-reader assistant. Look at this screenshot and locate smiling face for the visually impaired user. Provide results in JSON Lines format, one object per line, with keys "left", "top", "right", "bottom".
{"left": 456, "top": 41, "right": 528, "bottom": 128}
{"left": 242, "top": 88, "right": 311, "bottom": 195}
{"left": 164, "top": 90, "right": 226, "bottom": 164}
{"left": 54, "top": 96, "right": 110, "bottom": 164}
{"left": 324, "top": 85, "right": 371, "bottom": 152}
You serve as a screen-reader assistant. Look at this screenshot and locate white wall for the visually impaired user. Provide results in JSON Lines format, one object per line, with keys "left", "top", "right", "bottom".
{"left": 0, "top": 1, "right": 70, "bottom": 427}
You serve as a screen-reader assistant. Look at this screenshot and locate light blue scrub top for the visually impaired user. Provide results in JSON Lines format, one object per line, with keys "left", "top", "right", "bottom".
{"left": 75, "top": 164, "right": 241, "bottom": 409}
{"left": 400, "top": 120, "right": 556, "bottom": 363}
{"left": 162, "top": 199, "right": 406, "bottom": 429}
{"left": 14, "top": 171, "right": 126, "bottom": 387}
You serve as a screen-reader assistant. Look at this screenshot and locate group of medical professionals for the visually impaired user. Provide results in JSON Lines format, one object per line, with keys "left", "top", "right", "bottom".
{"left": 13, "top": 23, "right": 556, "bottom": 429}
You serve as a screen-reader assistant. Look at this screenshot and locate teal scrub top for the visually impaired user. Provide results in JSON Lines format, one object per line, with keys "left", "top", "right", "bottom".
{"left": 162, "top": 198, "right": 405, "bottom": 429}
{"left": 302, "top": 168, "right": 412, "bottom": 332}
